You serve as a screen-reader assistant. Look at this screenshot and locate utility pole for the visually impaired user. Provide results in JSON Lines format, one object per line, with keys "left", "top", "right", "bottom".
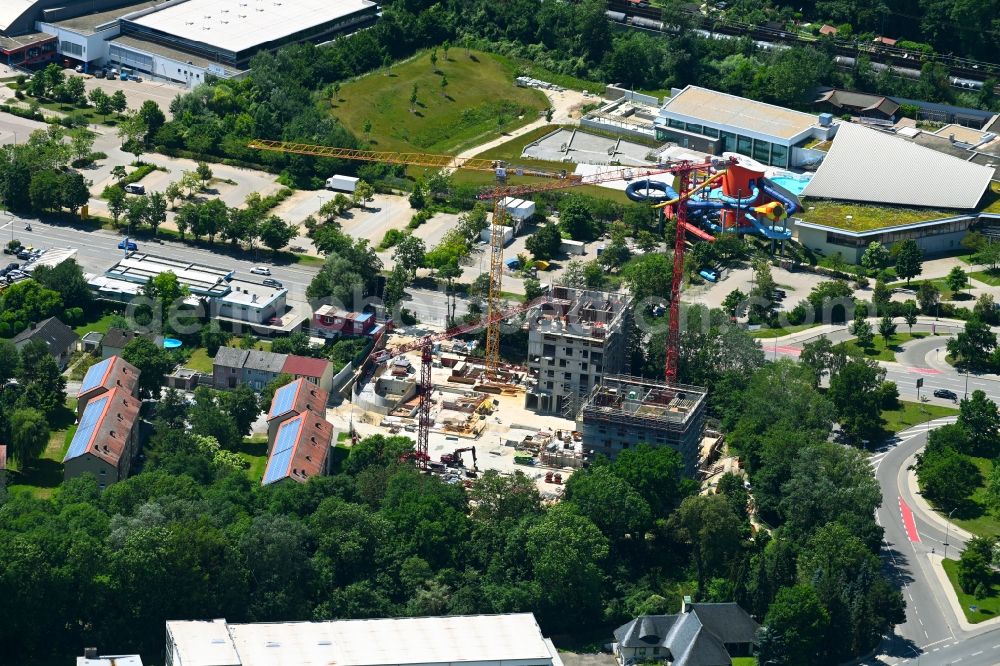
{"left": 944, "top": 507, "right": 957, "bottom": 559}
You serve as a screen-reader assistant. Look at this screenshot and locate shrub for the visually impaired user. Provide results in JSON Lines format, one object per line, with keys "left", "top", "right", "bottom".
{"left": 379, "top": 228, "right": 408, "bottom": 250}
{"left": 407, "top": 209, "right": 433, "bottom": 230}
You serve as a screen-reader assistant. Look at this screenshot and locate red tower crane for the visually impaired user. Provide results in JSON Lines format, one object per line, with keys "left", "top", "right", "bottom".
{"left": 369, "top": 296, "right": 553, "bottom": 465}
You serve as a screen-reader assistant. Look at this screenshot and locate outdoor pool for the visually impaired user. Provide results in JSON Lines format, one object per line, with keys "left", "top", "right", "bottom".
{"left": 163, "top": 338, "right": 183, "bottom": 350}
{"left": 768, "top": 174, "right": 812, "bottom": 196}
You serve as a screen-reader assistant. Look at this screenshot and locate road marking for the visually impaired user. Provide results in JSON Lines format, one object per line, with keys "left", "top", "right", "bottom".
{"left": 899, "top": 496, "right": 921, "bottom": 542}
{"left": 908, "top": 367, "right": 942, "bottom": 375}
{"left": 992, "top": 644, "right": 1000, "bottom": 648}
{"left": 774, "top": 345, "right": 800, "bottom": 356}
{"left": 918, "top": 618, "right": 924, "bottom": 625}
{"left": 972, "top": 650, "right": 984, "bottom": 656}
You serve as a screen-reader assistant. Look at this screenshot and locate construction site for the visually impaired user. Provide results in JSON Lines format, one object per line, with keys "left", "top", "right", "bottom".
{"left": 252, "top": 141, "right": 740, "bottom": 500}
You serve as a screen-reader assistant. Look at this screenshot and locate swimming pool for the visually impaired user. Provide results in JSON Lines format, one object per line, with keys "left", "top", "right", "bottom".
{"left": 768, "top": 174, "right": 812, "bottom": 196}
{"left": 163, "top": 338, "right": 183, "bottom": 350}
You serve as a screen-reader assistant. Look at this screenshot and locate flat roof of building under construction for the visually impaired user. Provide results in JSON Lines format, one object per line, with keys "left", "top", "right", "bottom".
{"left": 531, "top": 286, "right": 632, "bottom": 340}
{"left": 580, "top": 375, "right": 707, "bottom": 430}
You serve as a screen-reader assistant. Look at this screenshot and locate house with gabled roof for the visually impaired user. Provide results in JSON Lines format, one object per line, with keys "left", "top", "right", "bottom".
{"left": 261, "top": 412, "right": 334, "bottom": 486}
{"left": 12, "top": 317, "right": 79, "bottom": 370}
{"left": 613, "top": 602, "right": 759, "bottom": 666}
{"left": 77, "top": 355, "right": 140, "bottom": 418}
{"left": 63, "top": 387, "right": 142, "bottom": 489}
{"left": 266, "top": 378, "right": 330, "bottom": 443}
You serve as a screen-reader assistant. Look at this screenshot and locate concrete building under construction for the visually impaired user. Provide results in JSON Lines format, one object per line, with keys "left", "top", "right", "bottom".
{"left": 577, "top": 375, "right": 707, "bottom": 474}
{"left": 524, "top": 286, "right": 633, "bottom": 416}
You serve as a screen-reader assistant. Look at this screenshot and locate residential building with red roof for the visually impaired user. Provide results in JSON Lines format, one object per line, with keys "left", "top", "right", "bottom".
{"left": 262, "top": 412, "right": 335, "bottom": 486}
{"left": 312, "top": 306, "right": 387, "bottom": 340}
{"left": 266, "top": 378, "right": 330, "bottom": 443}
{"left": 77, "top": 355, "right": 140, "bottom": 418}
{"left": 63, "top": 387, "right": 142, "bottom": 488}
{"left": 281, "top": 354, "right": 334, "bottom": 393}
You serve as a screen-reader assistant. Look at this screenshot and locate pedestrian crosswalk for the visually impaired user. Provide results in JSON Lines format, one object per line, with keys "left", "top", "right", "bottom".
{"left": 868, "top": 416, "right": 959, "bottom": 471}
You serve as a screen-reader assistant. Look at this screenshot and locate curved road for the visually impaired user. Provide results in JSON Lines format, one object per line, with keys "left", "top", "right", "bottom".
{"left": 867, "top": 417, "right": 1000, "bottom": 665}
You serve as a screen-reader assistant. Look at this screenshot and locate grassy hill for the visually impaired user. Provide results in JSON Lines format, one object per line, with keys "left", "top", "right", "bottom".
{"left": 331, "top": 49, "right": 548, "bottom": 154}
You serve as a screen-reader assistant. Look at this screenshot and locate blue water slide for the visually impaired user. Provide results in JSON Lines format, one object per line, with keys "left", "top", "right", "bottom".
{"left": 759, "top": 177, "right": 800, "bottom": 216}
{"left": 716, "top": 185, "right": 759, "bottom": 207}
{"left": 686, "top": 199, "right": 725, "bottom": 213}
{"left": 625, "top": 179, "right": 678, "bottom": 203}
{"left": 744, "top": 213, "right": 793, "bottom": 240}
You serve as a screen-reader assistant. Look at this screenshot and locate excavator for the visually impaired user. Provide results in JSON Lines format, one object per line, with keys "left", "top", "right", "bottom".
{"left": 440, "top": 447, "right": 478, "bottom": 470}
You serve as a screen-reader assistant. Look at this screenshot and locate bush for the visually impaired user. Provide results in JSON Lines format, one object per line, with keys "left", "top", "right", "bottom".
{"left": 400, "top": 308, "right": 418, "bottom": 325}
{"left": 878, "top": 381, "right": 900, "bottom": 410}
{"left": 379, "top": 228, "right": 408, "bottom": 250}
{"left": 407, "top": 209, "right": 432, "bottom": 230}
{"left": 0, "top": 104, "right": 43, "bottom": 122}
{"left": 122, "top": 164, "right": 157, "bottom": 186}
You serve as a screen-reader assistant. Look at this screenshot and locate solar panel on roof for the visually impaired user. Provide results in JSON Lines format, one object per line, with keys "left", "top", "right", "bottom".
{"left": 269, "top": 380, "right": 299, "bottom": 417}
{"left": 80, "top": 357, "right": 113, "bottom": 394}
{"left": 65, "top": 395, "right": 109, "bottom": 461}
{"left": 262, "top": 416, "right": 303, "bottom": 484}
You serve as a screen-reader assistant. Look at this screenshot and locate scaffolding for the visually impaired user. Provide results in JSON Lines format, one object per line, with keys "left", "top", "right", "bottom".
{"left": 579, "top": 374, "right": 707, "bottom": 432}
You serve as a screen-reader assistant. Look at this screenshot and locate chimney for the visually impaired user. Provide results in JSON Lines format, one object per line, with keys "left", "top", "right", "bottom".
{"left": 949, "top": 133, "right": 956, "bottom": 143}
{"left": 84, "top": 647, "right": 98, "bottom": 659}
{"left": 30, "top": 322, "right": 37, "bottom": 330}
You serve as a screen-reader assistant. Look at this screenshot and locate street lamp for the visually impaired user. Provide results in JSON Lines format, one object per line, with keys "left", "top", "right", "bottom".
{"left": 965, "top": 367, "right": 970, "bottom": 400}
{"left": 944, "top": 507, "right": 957, "bottom": 559}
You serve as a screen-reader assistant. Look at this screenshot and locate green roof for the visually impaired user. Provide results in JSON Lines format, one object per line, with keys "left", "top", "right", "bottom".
{"left": 796, "top": 198, "right": 960, "bottom": 231}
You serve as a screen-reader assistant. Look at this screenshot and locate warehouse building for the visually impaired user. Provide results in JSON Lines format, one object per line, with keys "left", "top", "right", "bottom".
{"left": 655, "top": 85, "right": 839, "bottom": 169}
{"left": 578, "top": 375, "right": 707, "bottom": 475}
{"left": 165, "top": 613, "right": 564, "bottom": 666}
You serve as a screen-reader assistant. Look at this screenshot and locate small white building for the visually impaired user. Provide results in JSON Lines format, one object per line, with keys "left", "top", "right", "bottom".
{"left": 480, "top": 225, "right": 514, "bottom": 246}
{"left": 501, "top": 196, "right": 536, "bottom": 222}
{"left": 165, "top": 613, "right": 564, "bottom": 666}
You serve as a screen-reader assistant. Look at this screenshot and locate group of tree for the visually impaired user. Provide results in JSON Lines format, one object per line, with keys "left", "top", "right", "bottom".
{"left": 0, "top": 338, "right": 68, "bottom": 470}
{"left": 0, "top": 126, "right": 91, "bottom": 215}
{"left": 916, "top": 390, "right": 1000, "bottom": 509}
{"left": 170, "top": 193, "right": 297, "bottom": 253}
{"left": 0, "top": 259, "right": 92, "bottom": 338}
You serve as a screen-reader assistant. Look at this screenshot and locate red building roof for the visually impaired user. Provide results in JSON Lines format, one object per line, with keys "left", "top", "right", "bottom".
{"left": 281, "top": 354, "right": 330, "bottom": 380}
{"left": 64, "top": 387, "right": 140, "bottom": 467}
{"left": 267, "top": 378, "right": 329, "bottom": 421}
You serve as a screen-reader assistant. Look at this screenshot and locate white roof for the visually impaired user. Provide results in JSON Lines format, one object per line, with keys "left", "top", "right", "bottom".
{"left": 130, "top": 0, "right": 376, "bottom": 53}
{"left": 169, "top": 614, "right": 556, "bottom": 666}
{"left": 0, "top": 0, "right": 35, "bottom": 32}
{"left": 801, "top": 123, "right": 993, "bottom": 209}
{"left": 659, "top": 85, "right": 823, "bottom": 141}
{"left": 78, "top": 656, "right": 143, "bottom": 666}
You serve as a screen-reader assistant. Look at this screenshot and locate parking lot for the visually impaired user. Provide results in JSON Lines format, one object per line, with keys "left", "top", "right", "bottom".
{"left": 72, "top": 71, "right": 186, "bottom": 116}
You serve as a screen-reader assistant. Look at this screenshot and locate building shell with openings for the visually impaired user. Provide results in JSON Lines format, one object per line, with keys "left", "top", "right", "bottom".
{"left": 524, "top": 286, "right": 633, "bottom": 416}
{"left": 578, "top": 375, "right": 707, "bottom": 475}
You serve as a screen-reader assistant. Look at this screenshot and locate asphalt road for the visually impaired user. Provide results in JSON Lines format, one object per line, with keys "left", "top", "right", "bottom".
{"left": 2, "top": 216, "right": 468, "bottom": 326}
{"left": 864, "top": 418, "right": 1000, "bottom": 665}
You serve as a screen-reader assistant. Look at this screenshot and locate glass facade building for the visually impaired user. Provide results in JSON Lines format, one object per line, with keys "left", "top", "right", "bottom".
{"left": 656, "top": 118, "right": 793, "bottom": 168}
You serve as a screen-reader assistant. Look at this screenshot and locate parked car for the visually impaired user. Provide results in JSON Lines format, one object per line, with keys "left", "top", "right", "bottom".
{"left": 262, "top": 278, "right": 283, "bottom": 288}
{"left": 249, "top": 266, "right": 271, "bottom": 275}
{"left": 94, "top": 69, "right": 106, "bottom": 79}
{"left": 699, "top": 268, "right": 718, "bottom": 282}
{"left": 124, "top": 183, "right": 145, "bottom": 195}
{"left": 6, "top": 263, "right": 19, "bottom": 272}
{"left": 117, "top": 239, "right": 138, "bottom": 251}
{"left": 16, "top": 250, "right": 30, "bottom": 260}
{"left": 933, "top": 388, "right": 958, "bottom": 400}
{"left": 74, "top": 65, "right": 84, "bottom": 73}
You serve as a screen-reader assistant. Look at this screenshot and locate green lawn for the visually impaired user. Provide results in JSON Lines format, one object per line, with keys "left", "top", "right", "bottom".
{"left": 935, "top": 456, "right": 1000, "bottom": 539}
{"left": 334, "top": 49, "right": 548, "bottom": 155}
{"left": 731, "top": 659, "right": 757, "bottom": 666}
{"left": 942, "top": 558, "right": 1000, "bottom": 623}
{"left": 970, "top": 269, "right": 1000, "bottom": 287}
{"left": 6, "top": 401, "right": 77, "bottom": 499}
{"left": 73, "top": 310, "right": 121, "bottom": 337}
{"left": 236, "top": 437, "right": 269, "bottom": 483}
{"left": 843, "top": 332, "right": 928, "bottom": 362}
{"left": 798, "top": 199, "right": 956, "bottom": 231}
{"left": 982, "top": 182, "right": 1000, "bottom": 214}
{"left": 881, "top": 400, "right": 958, "bottom": 434}
{"left": 751, "top": 323, "right": 819, "bottom": 338}
{"left": 888, "top": 277, "right": 959, "bottom": 300}
{"left": 185, "top": 347, "right": 215, "bottom": 373}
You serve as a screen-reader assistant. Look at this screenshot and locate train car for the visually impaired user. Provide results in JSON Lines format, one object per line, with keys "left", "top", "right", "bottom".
{"left": 630, "top": 15, "right": 664, "bottom": 31}
{"left": 605, "top": 10, "right": 627, "bottom": 22}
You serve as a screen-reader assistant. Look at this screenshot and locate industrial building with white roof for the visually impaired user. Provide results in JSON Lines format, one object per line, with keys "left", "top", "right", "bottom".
{"left": 165, "top": 613, "right": 564, "bottom": 666}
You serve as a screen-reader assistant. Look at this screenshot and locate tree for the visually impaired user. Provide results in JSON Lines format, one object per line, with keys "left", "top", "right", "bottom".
{"left": 902, "top": 301, "right": 919, "bottom": 334}
{"left": 559, "top": 259, "right": 587, "bottom": 289}
{"left": 609, "top": 443, "right": 692, "bottom": 516}
{"left": 861, "top": 241, "right": 889, "bottom": 272}
{"left": 164, "top": 182, "right": 182, "bottom": 209}
{"left": 947, "top": 318, "right": 997, "bottom": 369}
{"left": 31, "top": 258, "right": 91, "bottom": 309}
{"left": 117, "top": 112, "right": 148, "bottom": 161}
{"left": 892, "top": 239, "right": 923, "bottom": 284}
{"left": 28, "top": 170, "right": 62, "bottom": 212}
{"left": 878, "top": 315, "right": 897, "bottom": 345}
{"left": 469, "top": 469, "right": 540, "bottom": 523}
{"left": 409, "top": 83, "right": 418, "bottom": 113}
{"left": 916, "top": 432, "right": 980, "bottom": 508}
{"left": 871, "top": 279, "right": 891, "bottom": 312}
{"left": 8, "top": 407, "right": 49, "bottom": 469}
{"left": 68, "top": 128, "right": 95, "bottom": 163}
{"left": 760, "top": 585, "right": 830, "bottom": 665}
{"left": 974, "top": 241, "right": 1000, "bottom": 271}
{"left": 16, "top": 339, "right": 66, "bottom": 417}
{"left": 110, "top": 165, "right": 128, "bottom": 184}
{"left": 621, "top": 253, "right": 672, "bottom": 304}
{"left": 828, "top": 359, "right": 885, "bottom": 442}
{"left": 668, "top": 494, "right": 743, "bottom": 593}
{"left": 189, "top": 387, "right": 241, "bottom": 450}
{"left": 220, "top": 384, "right": 260, "bottom": 438}
{"left": 136, "top": 100, "right": 166, "bottom": 143}
{"left": 564, "top": 465, "right": 652, "bottom": 544}
{"left": 430, "top": 49, "right": 438, "bottom": 71}
{"left": 195, "top": 161, "right": 213, "bottom": 186}
{"left": 959, "top": 390, "right": 1000, "bottom": 458}
{"left": 258, "top": 215, "right": 296, "bottom": 255}
{"left": 353, "top": 180, "right": 374, "bottom": 209}
{"left": 383, "top": 264, "right": 409, "bottom": 309}
{"left": 122, "top": 337, "right": 174, "bottom": 399}
{"left": 125, "top": 195, "right": 149, "bottom": 234}
{"left": 89, "top": 87, "right": 113, "bottom": 120}
{"left": 109, "top": 89, "right": 128, "bottom": 115}
{"left": 440, "top": 74, "right": 449, "bottom": 97}
{"left": 850, "top": 316, "right": 874, "bottom": 348}
{"left": 146, "top": 191, "right": 167, "bottom": 236}
{"left": 799, "top": 335, "right": 848, "bottom": 386}
{"left": 523, "top": 278, "right": 544, "bottom": 302}
{"left": 947, "top": 265, "right": 969, "bottom": 296}
{"left": 0, "top": 339, "right": 18, "bottom": 385}
{"left": 958, "top": 537, "right": 996, "bottom": 593}
{"left": 59, "top": 172, "right": 90, "bottom": 214}
{"left": 200, "top": 324, "right": 230, "bottom": 357}
{"left": 525, "top": 504, "right": 609, "bottom": 631}
{"left": 917, "top": 280, "right": 941, "bottom": 314}
{"left": 722, "top": 288, "right": 747, "bottom": 318}
{"left": 974, "top": 294, "right": 1000, "bottom": 325}
{"left": 392, "top": 235, "right": 425, "bottom": 279}
{"left": 558, "top": 196, "right": 598, "bottom": 241}
{"left": 525, "top": 224, "right": 562, "bottom": 260}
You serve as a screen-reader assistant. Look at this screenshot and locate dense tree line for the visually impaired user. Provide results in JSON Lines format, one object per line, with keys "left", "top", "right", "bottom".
{"left": 0, "top": 126, "right": 91, "bottom": 216}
